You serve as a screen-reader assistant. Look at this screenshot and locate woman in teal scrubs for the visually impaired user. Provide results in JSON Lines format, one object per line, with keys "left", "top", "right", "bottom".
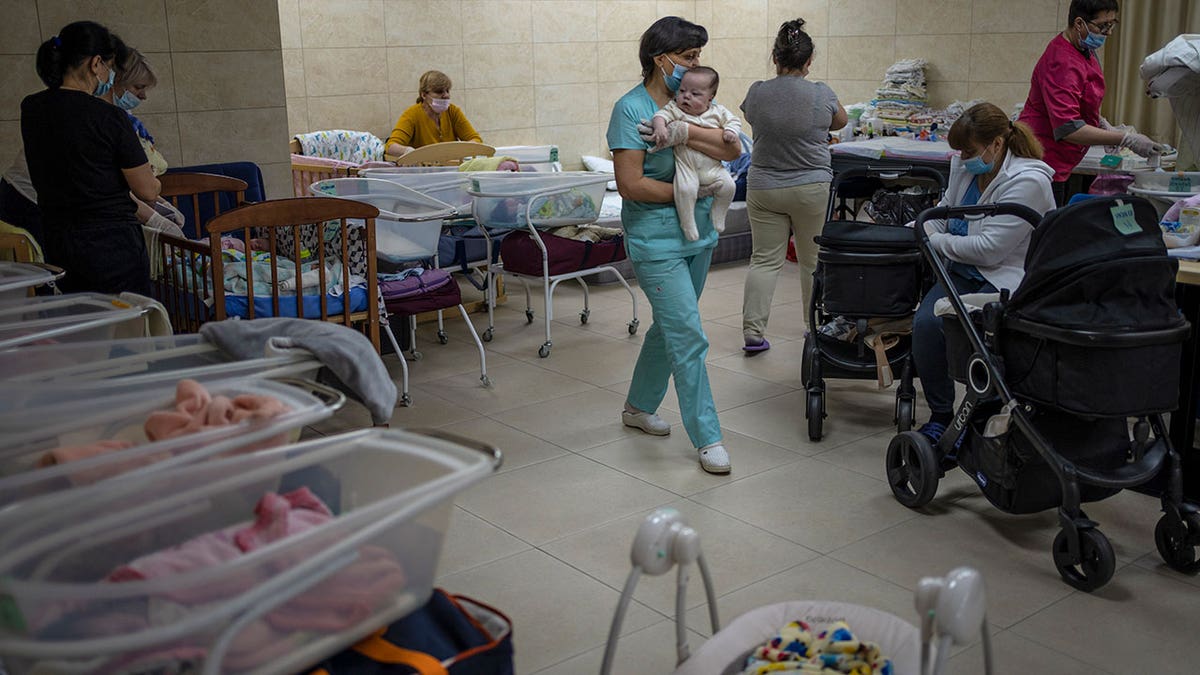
{"left": 606, "top": 16, "right": 741, "bottom": 474}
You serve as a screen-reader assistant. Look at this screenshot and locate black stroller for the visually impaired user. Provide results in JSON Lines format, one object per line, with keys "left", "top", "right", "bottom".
{"left": 802, "top": 166, "right": 945, "bottom": 441}
{"left": 886, "top": 196, "right": 1200, "bottom": 592}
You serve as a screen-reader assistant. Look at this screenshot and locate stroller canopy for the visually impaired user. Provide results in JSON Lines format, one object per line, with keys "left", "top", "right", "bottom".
{"left": 1008, "top": 196, "right": 1182, "bottom": 331}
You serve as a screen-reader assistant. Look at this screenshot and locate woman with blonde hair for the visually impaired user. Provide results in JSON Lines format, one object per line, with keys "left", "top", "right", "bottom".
{"left": 384, "top": 70, "right": 482, "bottom": 157}
{"left": 912, "top": 102, "right": 1055, "bottom": 446}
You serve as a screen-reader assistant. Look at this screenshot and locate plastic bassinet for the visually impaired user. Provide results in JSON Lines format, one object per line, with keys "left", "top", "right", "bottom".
{"left": 0, "top": 427, "right": 500, "bottom": 675}
{"left": 0, "top": 292, "right": 157, "bottom": 349}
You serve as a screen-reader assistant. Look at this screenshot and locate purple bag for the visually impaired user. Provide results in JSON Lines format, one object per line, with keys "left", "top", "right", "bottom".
{"left": 499, "top": 230, "right": 626, "bottom": 277}
{"left": 380, "top": 269, "right": 461, "bottom": 315}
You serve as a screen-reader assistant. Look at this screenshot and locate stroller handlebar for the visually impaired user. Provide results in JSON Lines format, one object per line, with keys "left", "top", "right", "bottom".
{"left": 915, "top": 203, "right": 1044, "bottom": 235}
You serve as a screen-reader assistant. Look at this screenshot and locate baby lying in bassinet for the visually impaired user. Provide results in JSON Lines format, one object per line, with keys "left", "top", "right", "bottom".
{"left": 487, "top": 188, "right": 599, "bottom": 227}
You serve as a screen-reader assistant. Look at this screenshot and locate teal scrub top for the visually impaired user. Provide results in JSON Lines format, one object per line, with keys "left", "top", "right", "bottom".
{"left": 606, "top": 83, "right": 718, "bottom": 263}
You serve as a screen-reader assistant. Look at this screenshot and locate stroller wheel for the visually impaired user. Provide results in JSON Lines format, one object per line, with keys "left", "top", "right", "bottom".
{"left": 806, "top": 391, "right": 824, "bottom": 441}
{"left": 525, "top": 309, "right": 535, "bottom": 324}
{"left": 482, "top": 328, "right": 494, "bottom": 342}
{"left": 885, "top": 432, "right": 938, "bottom": 508}
{"left": 1155, "top": 514, "right": 1200, "bottom": 574}
{"left": 1053, "top": 528, "right": 1115, "bottom": 592}
{"left": 895, "top": 396, "right": 915, "bottom": 432}
{"left": 437, "top": 330, "right": 449, "bottom": 345}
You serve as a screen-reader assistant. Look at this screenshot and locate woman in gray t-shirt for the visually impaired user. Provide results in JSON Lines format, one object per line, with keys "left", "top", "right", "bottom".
{"left": 739, "top": 18, "right": 846, "bottom": 353}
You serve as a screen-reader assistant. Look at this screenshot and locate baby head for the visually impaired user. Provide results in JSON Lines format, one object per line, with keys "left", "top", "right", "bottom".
{"left": 675, "top": 66, "right": 719, "bottom": 116}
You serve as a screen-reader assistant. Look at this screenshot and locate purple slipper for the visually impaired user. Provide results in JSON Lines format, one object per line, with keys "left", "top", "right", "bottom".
{"left": 743, "top": 338, "right": 770, "bottom": 354}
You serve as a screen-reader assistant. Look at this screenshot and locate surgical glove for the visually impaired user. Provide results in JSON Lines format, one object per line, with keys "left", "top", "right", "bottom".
{"left": 648, "top": 121, "right": 689, "bottom": 153}
{"left": 146, "top": 211, "right": 186, "bottom": 238}
{"left": 1098, "top": 116, "right": 1113, "bottom": 131}
{"left": 1121, "top": 131, "right": 1164, "bottom": 158}
{"left": 637, "top": 118, "right": 655, "bottom": 142}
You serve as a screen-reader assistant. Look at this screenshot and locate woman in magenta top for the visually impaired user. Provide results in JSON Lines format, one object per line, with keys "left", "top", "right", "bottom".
{"left": 1018, "top": 0, "right": 1161, "bottom": 205}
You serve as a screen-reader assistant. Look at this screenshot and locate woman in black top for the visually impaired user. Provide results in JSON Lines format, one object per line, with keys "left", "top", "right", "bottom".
{"left": 21, "top": 21, "right": 160, "bottom": 295}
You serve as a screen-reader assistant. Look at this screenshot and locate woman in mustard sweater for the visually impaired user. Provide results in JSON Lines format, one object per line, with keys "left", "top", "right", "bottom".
{"left": 385, "top": 70, "right": 482, "bottom": 157}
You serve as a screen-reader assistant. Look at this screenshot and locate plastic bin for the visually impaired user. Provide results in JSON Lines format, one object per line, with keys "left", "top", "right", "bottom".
{"left": 0, "top": 376, "right": 343, "bottom": 476}
{"left": 0, "top": 293, "right": 152, "bottom": 349}
{"left": 311, "top": 177, "right": 455, "bottom": 262}
{"left": 356, "top": 169, "right": 474, "bottom": 212}
{"left": 0, "top": 378, "right": 343, "bottom": 510}
{"left": 0, "top": 427, "right": 500, "bottom": 675}
{"left": 0, "top": 263, "right": 54, "bottom": 302}
{"left": 468, "top": 171, "right": 609, "bottom": 230}
{"left": 0, "top": 334, "right": 321, "bottom": 387}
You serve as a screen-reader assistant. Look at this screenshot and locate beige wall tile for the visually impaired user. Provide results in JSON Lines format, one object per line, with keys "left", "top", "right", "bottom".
{"left": 387, "top": 46, "right": 465, "bottom": 94}
{"left": 260, "top": 161, "right": 294, "bottom": 199}
{"left": 768, "top": 0, "right": 829, "bottom": 37}
{"left": 463, "top": 43, "right": 533, "bottom": 89}
{"left": 485, "top": 127, "right": 538, "bottom": 147}
{"left": 709, "top": 0, "right": 769, "bottom": 39}
{"left": 597, "top": 2, "right": 660, "bottom": 41}
{"left": 827, "top": 36, "right": 895, "bottom": 80}
{"left": 461, "top": 1, "right": 532, "bottom": 45}
{"left": 301, "top": 47, "right": 388, "bottom": 98}
{"left": 283, "top": 49, "right": 306, "bottom": 98}
{"left": 388, "top": 92, "right": 416, "bottom": 127}
{"left": 384, "top": 0, "right": 463, "bottom": 46}
{"left": 0, "top": 0, "right": 42, "bottom": 54}
{"left": 166, "top": 0, "right": 282, "bottom": 51}
{"left": 177, "top": 107, "right": 290, "bottom": 165}
{"left": 598, "top": 81, "right": 636, "bottom": 127}
{"left": 706, "top": 38, "right": 774, "bottom": 81}
{"left": 598, "top": 41, "right": 642, "bottom": 83}
{"left": 719, "top": 77, "right": 755, "bottom": 115}
{"left": 926, "top": 79, "right": 969, "bottom": 107}
{"left": 305, "top": 94, "right": 391, "bottom": 139}
{"left": 287, "top": 96, "right": 310, "bottom": 136}
{"left": 532, "top": 1, "right": 597, "bottom": 43}
{"left": 824, "top": 79, "right": 881, "bottom": 106}
{"left": 278, "top": 0, "right": 302, "bottom": 49}
{"left": 297, "top": 0, "right": 384, "bottom": 48}
{"left": 829, "top": 0, "right": 896, "bottom": 37}
{"left": 694, "top": 0, "right": 713, "bottom": 29}
{"left": 895, "top": 34, "right": 969, "bottom": 82}
{"left": 656, "top": 0, "right": 695, "bottom": 21}
{"left": 970, "top": 32, "right": 1051, "bottom": 83}
{"left": 0, "top": 56, "right": 43, "bottom": 122}
{"left": 37, "top": 0, "right": 171, "bottom": 52}
{"left": 809, "top": 35, "right": 830, "bottom": 80}
{"left": 967, "top": 81, "right": 1032, "bottom": 114}
{"left": 137, "top": 112, "right": 182, "bottom": 167}
{"left": 173, "top": 50, "right": 286, "bottom": 111}
{"left": 1058, "top": 0, "right": 1070, "bottom": 28}
{"left": 458, "top": 86, "right": 535, "bottom": 133}
{"left": 535, "top": 83, "right": 599, "bottom": 127}
{"left": 534, "top": 43, "right": 598, "bottom": 86}
{"left": 137, "top": 52, "right": 176, "bottom": 115}
{"left": 895, "top": 0, "right": 970, "bottom": 35}
{"left": 972, "top": 0, "right": 1059, "bottom": 34}
{"left": 537, "top": 122, "right": 599, "bottom": 169}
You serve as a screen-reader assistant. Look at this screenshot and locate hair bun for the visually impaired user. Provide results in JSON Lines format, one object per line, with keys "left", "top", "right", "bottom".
{"left": 50, "top": 35, "right": 61, "bottom": 48}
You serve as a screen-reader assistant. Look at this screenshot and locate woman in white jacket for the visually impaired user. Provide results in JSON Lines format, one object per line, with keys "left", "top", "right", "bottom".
{"left": 913, "top": 102, "right": 1056, "bottom": 445}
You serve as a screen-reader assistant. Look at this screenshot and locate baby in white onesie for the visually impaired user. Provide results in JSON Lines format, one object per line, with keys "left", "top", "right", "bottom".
{"left": 650, "top": 66, "right": 741, "bottom": 241}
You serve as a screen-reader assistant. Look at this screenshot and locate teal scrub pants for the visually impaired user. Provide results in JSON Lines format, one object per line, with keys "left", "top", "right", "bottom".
{"left": 626, "top": 248, "right": 722, "bottom": 449}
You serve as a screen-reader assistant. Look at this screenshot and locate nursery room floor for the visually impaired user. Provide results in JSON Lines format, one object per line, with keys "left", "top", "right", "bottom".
{"left": 307, "top": 261, "right": 1199, "bottom": 675}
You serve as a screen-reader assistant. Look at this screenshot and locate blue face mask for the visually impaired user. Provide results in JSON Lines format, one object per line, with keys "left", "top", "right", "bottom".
{"left": 1078, "top": 22, "right": 1106, "bottom": 50}
{"left": 660, "top": 56, "right": 688, "bottom": 92}
{"left": 94, "top": 66, "right": 114, "bottom": 97}
{"left": 114, "top": 90, "right": 141, "bottom": 111}
{"left": 963, "top": 147, "right": 995, "bottom": 175}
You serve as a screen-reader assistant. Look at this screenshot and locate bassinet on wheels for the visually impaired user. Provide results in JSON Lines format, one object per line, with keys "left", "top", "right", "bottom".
{"left": 802, "top": 166, "right": 945, "bottom": 441}
{"left": 886, "top": 197, "right": 1200, "bottom": 592}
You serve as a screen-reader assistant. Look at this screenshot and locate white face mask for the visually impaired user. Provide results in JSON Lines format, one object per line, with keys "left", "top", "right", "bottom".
{"left": 429, "top": 97, "right": 450, "bottom": 113}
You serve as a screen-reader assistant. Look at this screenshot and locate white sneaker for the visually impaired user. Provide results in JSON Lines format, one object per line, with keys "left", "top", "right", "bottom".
{"left": 622, "top": 410, "right": 671, "bottom": 436}
{"left": 697, "top": 443, "right": 731, "bottom": 474}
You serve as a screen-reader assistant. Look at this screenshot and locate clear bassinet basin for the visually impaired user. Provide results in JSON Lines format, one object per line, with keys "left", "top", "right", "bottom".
{"left": 0, "top": 293, "right": 151, "bottom": 349}
{"left": 467, "top": 171, "right": 609, "bottom": 230}
{"left": 0, "top": 376, "right": 339, "bottom": 487}
{"left": 0, "top": 427, "right": 498, "bottom": 675}
{"left": 0, "top": 262, "right": 55, "bottom": 302}
{"left": 355, "top": 169, "right": 474, "bottom": 212}
{"left": 311, "top": 177, "right": 457, "bottom": 262}
{"left": 0, "top": 333, "right": 320, "bottom": 387}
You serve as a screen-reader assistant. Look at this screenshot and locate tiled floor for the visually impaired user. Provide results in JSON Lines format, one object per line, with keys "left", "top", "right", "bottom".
{"left": 310, "top": 261, "right": 1199, "bottom": 674}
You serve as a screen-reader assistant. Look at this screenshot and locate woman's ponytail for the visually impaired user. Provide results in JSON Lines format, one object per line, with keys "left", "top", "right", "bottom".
{"left": 1005, "top": 120, "right": 1043, "bottom": 160}
{"left": 34, "top": 21, "right": 120, "bottom": 89}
